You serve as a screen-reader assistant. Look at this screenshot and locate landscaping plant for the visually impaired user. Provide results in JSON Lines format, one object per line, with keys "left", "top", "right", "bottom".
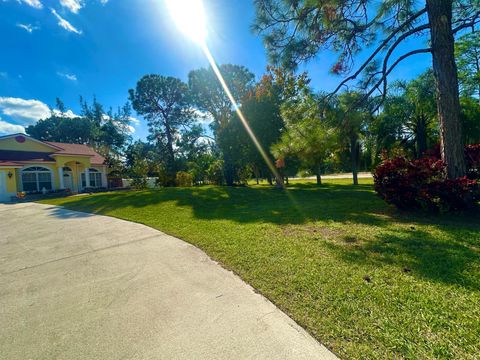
{"left": 374, "top": 144, "right": 480, "bottom": 212}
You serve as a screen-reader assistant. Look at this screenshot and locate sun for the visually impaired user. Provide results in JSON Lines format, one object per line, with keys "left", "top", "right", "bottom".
{"left": 166, "top": 0, "right": 207, "bottom": 45}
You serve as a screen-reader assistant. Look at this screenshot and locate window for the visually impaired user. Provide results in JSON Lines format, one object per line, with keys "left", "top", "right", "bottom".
{"left": 21, "top": 167, "right": 52, "bottom": 192}
{"left": 81, "top": 168, "right": 103, "bottom": 188}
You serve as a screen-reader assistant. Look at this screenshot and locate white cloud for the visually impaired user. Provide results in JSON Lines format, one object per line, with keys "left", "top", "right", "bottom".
{"left": 0, "top": 97, "right": 51, "bottom": 124}
{"left": 60, "top": 0, "right": 83, "bottom": 13}
{"left": 129, "top": 116, "right": 140, "bottom": 125}
{"left": 0, "top": 119, "right": 26, "bottom": 135}
{"left": 0, "top": 97, "right": 80, "bottom": 128}
{"left": 16, "top": 0, "right": 43, "bottom": 9}
{"left": 57, "top": 72, "right": 77, "bottom": 81}
{"left": 52, "top": 109, "right": 79, "bottom": 118}
{"left": 100, "top": 0, "right": 108, "bottom": 4}
{"left": 16, "top": 23, "right": 39, "bottom": 33}
{"left": 51, "top": 8, "right": 82, "bottom": 34}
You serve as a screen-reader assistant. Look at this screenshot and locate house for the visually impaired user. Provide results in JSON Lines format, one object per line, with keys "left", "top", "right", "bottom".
{"left": 0, "top": 133, "right": 108, "bottom": 202}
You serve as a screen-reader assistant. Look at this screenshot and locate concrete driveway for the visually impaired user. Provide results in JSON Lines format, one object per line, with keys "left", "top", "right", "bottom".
{"left": 0, "top": 203, "right": 337, "bottom": 360}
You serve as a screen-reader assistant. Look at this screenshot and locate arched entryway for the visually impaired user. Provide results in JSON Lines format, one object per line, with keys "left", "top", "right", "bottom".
{"left": 62, "top": 166, "right": 73, "bottom": 190}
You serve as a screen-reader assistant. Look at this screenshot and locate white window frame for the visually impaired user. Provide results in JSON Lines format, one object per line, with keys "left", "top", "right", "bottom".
{"left": 21, "top": 166, "right": 54, "bottom": 193}
{"left": 81, "top": 168, "right": 103, "bottom": 188}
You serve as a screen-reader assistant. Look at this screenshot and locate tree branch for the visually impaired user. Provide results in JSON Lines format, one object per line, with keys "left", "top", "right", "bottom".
{"left": 367, "top": 48, "right": 432, "bottom": 113}
{"left": 327, "top": 7, "right": 428, "bottom": 97}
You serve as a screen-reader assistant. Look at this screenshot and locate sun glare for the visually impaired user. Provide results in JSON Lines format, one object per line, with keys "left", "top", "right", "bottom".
{"left": 166, "top": 0, "right": 207, "bottom": 44}
{"left": 166, "top": 0, "right": 286, "bottom": 189}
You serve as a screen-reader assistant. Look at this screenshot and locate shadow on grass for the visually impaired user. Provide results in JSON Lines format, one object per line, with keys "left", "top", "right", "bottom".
{"left": 44, "top": 182, "right": 480, "bottom": 289}
{"left": 325, "top": 224, "right": 480, "bottom": 290}
{"left": 46, "top": 183, "right": 386, "bottom": 226}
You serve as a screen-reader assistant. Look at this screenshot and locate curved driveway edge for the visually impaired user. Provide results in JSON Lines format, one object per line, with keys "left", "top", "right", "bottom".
{"left": 0, "top": 203, "right": 337, "bottom": 359}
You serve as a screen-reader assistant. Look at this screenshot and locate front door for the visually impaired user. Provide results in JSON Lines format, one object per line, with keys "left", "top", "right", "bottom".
{"left": 64, "top": 172, "right": 73, "bottom": 191}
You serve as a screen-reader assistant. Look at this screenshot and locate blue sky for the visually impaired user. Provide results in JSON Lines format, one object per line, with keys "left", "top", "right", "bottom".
{"left": 0, "top": 0, "right": 432, "bottom": 140}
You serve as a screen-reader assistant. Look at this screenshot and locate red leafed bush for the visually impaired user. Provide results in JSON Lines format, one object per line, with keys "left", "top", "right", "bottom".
{"left": 466, "top": 144, "right": 480, "bottom": 179}
{"left": 374, "top": 145, "right": 480, "bottom": 212}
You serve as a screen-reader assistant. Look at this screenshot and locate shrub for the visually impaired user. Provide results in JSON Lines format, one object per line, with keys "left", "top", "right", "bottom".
{"left": 131, "top": 177, "right": 148, "bottom": 189}
{"left": 374, "top": 146, "right": 480, "bottom": 212}
{"left": 175, "top": 171, "right": 193, "bottom": 187}
{"left": 466, "top": 144, "right": 480, "bottom": 179}
{"left": 206, "top": 160, "right": 224, "bottom": 185}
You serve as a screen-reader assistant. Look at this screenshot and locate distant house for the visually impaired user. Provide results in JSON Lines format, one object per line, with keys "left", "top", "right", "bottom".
{"left": 0, "top": 133, "right": 107, "bottom": 201}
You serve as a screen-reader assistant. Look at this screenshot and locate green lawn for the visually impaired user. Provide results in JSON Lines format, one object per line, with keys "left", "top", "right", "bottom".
{"left": 41, "top": 179, "right": 480, "bottom": 359}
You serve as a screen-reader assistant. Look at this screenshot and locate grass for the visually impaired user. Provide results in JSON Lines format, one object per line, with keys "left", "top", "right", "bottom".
{"left": 40, "top": 178, "right": 480, "bottom": 359}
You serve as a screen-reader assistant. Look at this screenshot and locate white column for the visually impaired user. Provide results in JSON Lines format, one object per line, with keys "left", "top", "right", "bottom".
{"left": 102, "top": 166, "right": 108, "bottom": 188}
{"left": 84, "top": 168, "right": 90, "bottom": 189}
{"left": 58, "top": 167, "right": 65, "bottom": 189}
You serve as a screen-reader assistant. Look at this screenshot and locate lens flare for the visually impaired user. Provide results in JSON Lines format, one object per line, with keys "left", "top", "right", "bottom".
{"left": 201, "top": 44, "right": 284, "bottom": 187}
{"left": 167, "top": 0, "right": 284, "bottom": 187}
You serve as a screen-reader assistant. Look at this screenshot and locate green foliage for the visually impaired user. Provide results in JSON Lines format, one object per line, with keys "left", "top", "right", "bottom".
{"left": 129, "top": 75, "right": 196, "bottom": 185}
{"left": 455, "top": 31, "right": 480, "bottom": 99}
{"left": 461, "top": 97, "right": 480, "bottom": 144}
{"left": 25, "top": 97, "right": 132, "bottom": 159}
{"left": 206, "top": 159, "right": 225, "bottom": 185}
{"left": 373, "top": 71, "right": 438, "bottom": 161}
{"left": 186, "top": 153, "right": 218, "bottom": 185}
{"left": 188, "top": 64, "right": 255, "bottom": 131}
{"left": 130, "top": 156, "right": 149, "bottom": 190}
{"left": 26, "top": 116, "right": 95, "bottom": 144}
{"left": 273, "top": 91, "right": 338, "bottom": 183}
{"left": 325, "top": 91, "right": 373, "bottom": 184}
{"left": 175, "top": 171, "right": 193, "bottom": 187}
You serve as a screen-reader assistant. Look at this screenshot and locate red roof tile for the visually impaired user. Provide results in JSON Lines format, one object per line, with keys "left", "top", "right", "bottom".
{"left": 44, "top": 142, "right": 105, "bottom": 165}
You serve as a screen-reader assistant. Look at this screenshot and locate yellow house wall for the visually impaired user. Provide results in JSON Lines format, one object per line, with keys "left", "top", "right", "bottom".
{"left": 0, "top": 137, "right": 58, "bottom": 152}
{"left": 10, "top": 162, "right": 105, "bottom": 193}
{"left": 3, "top": 168, "right": 18, "bottom": 193}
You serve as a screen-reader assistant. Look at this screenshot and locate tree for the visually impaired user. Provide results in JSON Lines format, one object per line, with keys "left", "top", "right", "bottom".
{"left": 129, "top": 75, "right": 195, "bottom": 185}
{"left": 328, "top": 92, "right": 372, "bottom": 185}
{"left": 273, "top": 92, "right": 337, "bottom": 185}
{"left": 377, "top": 71, "right": 438, "bottom": 158}
{"left": 233, "top": 86, "right": 284, "bottom": 184}
{"left": 455, "top": 31, "right": 480, "bottom": 100}
{"left": 188, "top": 64, "right": 255, "bottom": 132}
{"left": 461, "top": 97, "right": 480, "bottom": 144}
{"left": 26, "top": 97, "right": 132, "bottom": 162}
{"left": 254, "top": 0, "right": 480, "bottom": 178}
{"left": 188, "top": 64, "right": 255, "bottom": 185}
{"left": 26, "top": 115, "right": 94, "bottom": 144}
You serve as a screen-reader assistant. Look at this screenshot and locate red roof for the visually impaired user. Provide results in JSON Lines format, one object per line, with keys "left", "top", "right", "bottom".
{"left": 0, "top": 134, "right": 106, "bottom": 165}
{"left": 44, "top": 142, "right": 105, "bottom": 165}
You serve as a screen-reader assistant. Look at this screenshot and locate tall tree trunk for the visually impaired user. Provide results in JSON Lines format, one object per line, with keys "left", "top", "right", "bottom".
{"left": 351, "top": 137, "right": 359, "bottom": 185}
{"left": 426, "top": 0, "right": 466, "bottom": 178}
{"left": 315, "top": 164, "right": 322, "bottom": 185}
{"left": 274, "top": 170, "right": 284, "bottom": 189}
{"left": 223, "top": 158, "right": 235, "bottom": 186}
{"left": 164, "top": 122, "right": 176, "bottom": 186}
